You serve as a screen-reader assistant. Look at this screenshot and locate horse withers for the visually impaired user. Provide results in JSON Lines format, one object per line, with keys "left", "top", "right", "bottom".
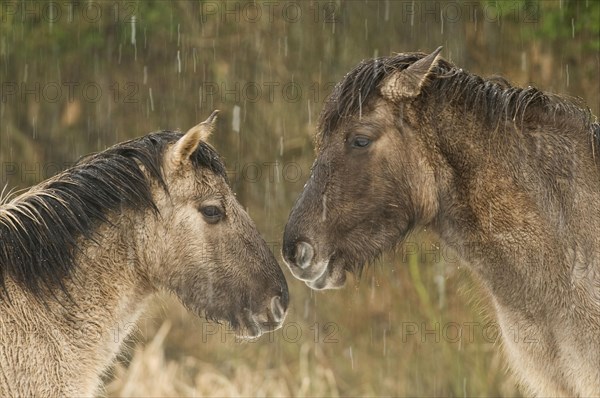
{"left": 282, "top": 48, "right": 600, "bottom": 396}
{"left": 0, "top": 111, "right": 288, "bottom": 395}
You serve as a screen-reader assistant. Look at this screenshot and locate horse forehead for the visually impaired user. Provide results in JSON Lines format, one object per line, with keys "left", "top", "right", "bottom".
{"left": 170, "top": 169, "right": 229, "bottom": 197}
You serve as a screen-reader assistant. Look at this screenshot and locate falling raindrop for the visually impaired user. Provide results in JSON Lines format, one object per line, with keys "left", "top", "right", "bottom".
{"left": 274, "top": 162, "right": 281, "bottom": 184}
{"left": 349, "top": 346, "right": 354, "bottom": 370}
{"left": 193, "top": 48, "right": 197, "bottom": 73}
{"left": 384, "top": 0, "right": 390, "bottom": 21}
{"left": 279, "top": 136, "right": 284, "bottom": 157}
{"left": 359, "top": 91, "right": 362, "bottom": 119}
{"left": 149, "top": 88, "right": 154, "bottom": 112}
{"left": 303, "top": 298, "right": 310, "bottom": 319}
{"left": 232, "top": 105, "right": 241, "bottom": 133}
{"left": 371, "top": 276, "right": 376, "bottom": 301}
{"left": 67, "top": 2, "right": 73, "bottom": 22}
{"left": 131, "top": 15, "right": 136, "bottom": 45}
{"left": 434, "top": 266, "right": 446, "bottom": 309}
{"left": 331, "top": 14, "right": 336, "bottom": 34}
{"left": 48, "top": 3, "right": 54, "bottom": 33}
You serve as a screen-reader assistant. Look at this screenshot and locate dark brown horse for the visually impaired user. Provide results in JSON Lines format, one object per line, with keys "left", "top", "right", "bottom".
{"left": 282, "top": 48, "right": 600, "bottom": 396}
{"left": 0, "top": 112, "right": 288, "bottom": 396}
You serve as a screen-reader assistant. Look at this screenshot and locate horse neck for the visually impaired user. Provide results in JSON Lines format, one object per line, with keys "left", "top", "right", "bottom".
{"left": 66, "top": 214, "right": 152, "bottom": 357}
{"left": 1, "top": 212, "right": 153, "bottom": 394}
{"left": 429, "top": 104, "right": 600, "bottom": 311}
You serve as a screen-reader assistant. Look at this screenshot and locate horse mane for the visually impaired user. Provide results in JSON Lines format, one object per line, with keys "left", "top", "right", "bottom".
{"left": 0, "top": 131, "right": 226, "bottom": 300}
{"left": 319, "top": 52, "right": 596, "bottom": 142}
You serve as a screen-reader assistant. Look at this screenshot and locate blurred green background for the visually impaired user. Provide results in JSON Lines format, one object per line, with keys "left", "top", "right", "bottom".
{"left": 1, "top": 1, "right": 599, "bottom": 396}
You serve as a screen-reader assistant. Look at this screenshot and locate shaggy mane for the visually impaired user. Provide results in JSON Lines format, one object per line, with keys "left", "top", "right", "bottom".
{"left": 0, "top": 131, "right": 226, "bottom": 299}
{"left": 319, "top": 52, "right": 596, "bottom": 143}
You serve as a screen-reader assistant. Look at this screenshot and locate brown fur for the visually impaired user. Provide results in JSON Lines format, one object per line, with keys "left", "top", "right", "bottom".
{"left": 282, "top": 50, "right": 600, "bottom": 396}
{"left": 0, "top": 113, "right": 288, "bottom": 395}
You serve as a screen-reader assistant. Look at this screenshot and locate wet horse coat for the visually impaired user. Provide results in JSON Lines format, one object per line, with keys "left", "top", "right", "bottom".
{"left": 0, "top": 113, "right": 288, "bottom": 395}
{"left": 283, "top": 49, "right": 600, "bottom": 396}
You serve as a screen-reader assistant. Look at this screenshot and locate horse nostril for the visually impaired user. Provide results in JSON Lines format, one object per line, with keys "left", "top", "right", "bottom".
{"left": 295, "top": 241, "right": 314, "bottom": 269}
{"left": 270, "top": 296, "right": 286, "bottom": 323}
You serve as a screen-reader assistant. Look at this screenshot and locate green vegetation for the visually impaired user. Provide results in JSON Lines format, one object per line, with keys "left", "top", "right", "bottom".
{"left": 493, "top": 0, "right": 600, "bottom": 50}
{"left": 1, "top": 1, "right": 598, "bottom": 395}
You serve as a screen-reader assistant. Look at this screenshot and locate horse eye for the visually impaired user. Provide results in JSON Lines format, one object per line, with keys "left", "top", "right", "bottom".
{"left": 200, "top": 206, "right": 223, "bottom": 224}
{"left": 351, "top": 136, "right": 371, "bottom": 148}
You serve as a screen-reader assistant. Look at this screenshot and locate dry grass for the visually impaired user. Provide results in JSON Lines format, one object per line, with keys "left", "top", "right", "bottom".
{"left": 106, "top": 320, "right": 340, "bottom": 397}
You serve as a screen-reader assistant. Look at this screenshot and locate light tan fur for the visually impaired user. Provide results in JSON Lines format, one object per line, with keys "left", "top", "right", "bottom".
{"left": 0, "top": 114, "right": 288, "bottom": 396}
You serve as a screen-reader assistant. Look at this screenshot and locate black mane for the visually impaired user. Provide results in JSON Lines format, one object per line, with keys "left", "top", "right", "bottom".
{"left": 0, "top": 131, "right": 226, "bottom": 299}
{"left": 319, "top": 52, "right": 595, "bottom": 140}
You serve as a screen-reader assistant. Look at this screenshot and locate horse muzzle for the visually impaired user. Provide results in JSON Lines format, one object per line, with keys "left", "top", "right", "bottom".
{"left": 236, "top": 295, "right": 288, "bottom": 339}
{"left": 282, "top": 240, "right": 347, "bottom": 290}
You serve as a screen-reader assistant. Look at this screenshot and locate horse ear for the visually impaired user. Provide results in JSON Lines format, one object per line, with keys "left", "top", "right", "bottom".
{"left": 172, "top": 110, "right": 219, "bottom": 166}
{"left": 380, "top": 46, "right": 443, "bottom": 102}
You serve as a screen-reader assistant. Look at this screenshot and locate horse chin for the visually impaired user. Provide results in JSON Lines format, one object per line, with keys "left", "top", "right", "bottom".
{"left": 201, "top": 295, "right": 287, "bottom": 340}
{"left": 233, "top": 308, "right": 284, "bottom": 340}
{"left": 305, "top": 256, "right": 348, "bottom": 290}
{"left": 308, "top": 239, "right": 390, "bottom": 290}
